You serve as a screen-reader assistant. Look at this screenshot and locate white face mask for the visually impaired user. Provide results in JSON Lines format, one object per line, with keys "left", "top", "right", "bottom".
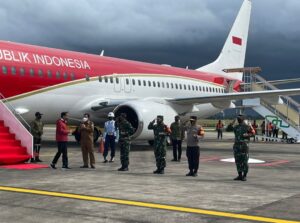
{"left": 82, "top": 117, "right": 88, "bottom": 122}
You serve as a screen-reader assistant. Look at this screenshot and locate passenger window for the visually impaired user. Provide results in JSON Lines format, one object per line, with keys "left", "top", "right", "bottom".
{"left": 2, "top": 66, "right": 7, "bottom": 74}
{"left": 166, "top": 83, "right": 169, "bottom": 88}
{"left": 206, "top": 87, "right": 208, "bottom": 92}
{"left": 179, "top": 84, "right": 182, "bottom": 90}
{"left": 56, "top": 71, "right": 60, "bottom": 79}
{"left": 126, "top": 78, "right": 129, "bottom": 85}
{"left": 195, "top": 86, "right": 198, "bottom": 91}
{"left": 138, "top": 80, "right": 141, "bottom": 86}
{"left": 143, "top": 80, "right": 146, "bottom": 86}
{"left": 148, "top": 81, "right": 151, "bottom": 87}
{"left": 157, "top": 82, "right": 160, "bottom": 87}
{"left": 162, "top": 82, "right": 165, "bottom": 88}
{"left": 47, "top": 70, "right": 52, "bottom": 78}
{"left": 99, "top": 76, "right": 102, "bottom": 82}
{"left": 132, "top": 79, "right": 135, "bottom": 85}
{"left": 11, "top": 66, "right": 16, "bottom": 75}
{"left": 184, "top": 84, "right": 186, "bottom": 90}
{"left": 30, "top": 68, "right": 34, "bottom": 77}
{"left": 20, "top": 67, "right": 25, "bottom": 76}
{"left": 171, "top": 83, "right": 174, "bottom": 89}
{"left": 153, "top": 81, "right": 156, "bottom": 87}
{"left": 110, "top": 76, "right": 113, "bottom": 83}
{"left": 86, "top": 74, "right": 90, "bottom": 81}
{"left": 70, "top": 73, "right": 76, "bottom": 80}
{"left": 63, "top": 72, "right": 68, "bottom": 80}
{"left": 38, "top": 69, "right": 43, "bottom": 77}
{"left": 188, "top": 85, "right": 191, "bottom": 90}
{"left": 175, "top": 83, "right": 178, "bottom": 89}
{"left": 192, "top": 85, "right": 194, "bottom": 91}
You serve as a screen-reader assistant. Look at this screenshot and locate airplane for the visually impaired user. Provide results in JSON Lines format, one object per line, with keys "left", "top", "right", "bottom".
{"left": 0, "top": 0, "right": 300, "bottom": 142}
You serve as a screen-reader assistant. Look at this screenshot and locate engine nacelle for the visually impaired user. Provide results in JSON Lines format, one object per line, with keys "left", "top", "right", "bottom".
{"left": 113, "top": 100, "right": 178, "bottom": 140}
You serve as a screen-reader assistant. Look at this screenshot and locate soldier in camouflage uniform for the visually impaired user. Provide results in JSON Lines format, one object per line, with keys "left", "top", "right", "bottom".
{"left": 30, "top": 112, "right": 44, "bottom": 162}
{"left": 116, "top": 113, "right": 135, "bottom": 171}
{"left": 232, "top": 114, "right": 255, "bottom": 181}
{"left": 148, "top": 115, "right": 171, "bottom": 174}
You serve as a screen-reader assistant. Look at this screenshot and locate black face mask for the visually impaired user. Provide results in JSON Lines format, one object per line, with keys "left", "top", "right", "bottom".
{"left": 36, "top": 115, "right": 41, "bottom": 120}
{"left": 237, "top": 118, "right": 243, "bottom": 124}
{"left": 108, "top": 117, "right": 113, "bottom": 120}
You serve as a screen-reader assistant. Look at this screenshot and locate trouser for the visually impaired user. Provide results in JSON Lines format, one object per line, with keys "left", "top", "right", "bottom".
{"left": 81, "top": 143, "right": 95, "bottom": 166}
{"left": 186, "top": 146, "right": 200, "bottom": 173}
{"left": 33, "top": 138, "right": 41, "bottom": 158}
{"left": 104, "top": 135, "right": 115, "bottom": 159}
{"left": 119, "top": 139, "right": 130, "bottom": 167}
{"left": 52, "top": 141, "right": 68, "bottom": 167}
{"left": 233, "top": 143, "right": 249, "bottom": 174}
{"left": 217, "top": 130, "right": 223, "bottom": 139}
{"left": 154, "top": 144, "right": 166, "bottom": 170}
{"left": 171, "top": 139, "right": 182, "bottom": 160}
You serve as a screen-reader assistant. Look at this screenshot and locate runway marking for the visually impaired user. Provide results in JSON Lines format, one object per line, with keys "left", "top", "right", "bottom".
{"left": 254, "top": 160, "right": 290, "bottom": 167}
{"left": 0, "top": 186, "right": 299, "bottom": 223}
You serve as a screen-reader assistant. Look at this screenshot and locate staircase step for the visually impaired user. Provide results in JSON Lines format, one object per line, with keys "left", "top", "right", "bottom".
{"left": 0, "top": 146, "right": 28, "bottom": 155}
{"left": 0, "top": 139, "right": 21, "bottom": 146}
{"left": 0, "top": 133, "right": 15, "bottom": 140}
{"left": 0, "top": 126, "right": 10, "bottom": 133}
{"left": 0, "top": 120, "right": 4, "bottom": 126}
{"left": 0, "top": 154, "right": 31, "bottom": 165}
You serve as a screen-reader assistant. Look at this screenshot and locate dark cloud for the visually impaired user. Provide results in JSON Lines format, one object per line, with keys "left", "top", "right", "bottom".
{"left": 1, "top": 0, "right": 300, "bottom": 83}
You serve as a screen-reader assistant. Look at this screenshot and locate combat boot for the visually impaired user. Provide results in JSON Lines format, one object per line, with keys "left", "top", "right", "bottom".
{"left": 234, "top": 172, "right": 243, "bottom": 181}
{"left": 35, "top": 157, "right": 43, "bottom": 162}
{"left": 153, "top": 169, "right": 160, "bottom": 174}
{"left": 158, "top": 169, "right": 164, "bottom": 174}
{"left": 186, "top": 171, "right": 193, "bottom": 176}
{"left": 241, "top": 172, "right": 247, "bottom": 181}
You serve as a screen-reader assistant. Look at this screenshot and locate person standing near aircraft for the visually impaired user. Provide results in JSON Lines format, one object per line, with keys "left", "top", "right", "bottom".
{"left": 79, "top": 113, "right": 95, "bottom": 169}
{"left": 170, "top": 115, "right": 184, "bottom": 162}
{"left": 30, "top": 112, "right": 44, "bottom": 162}
{"left": 50, "top": 112, "right": 71, "bottom": 169}
{"left": 148, "top": 115, "right": 171, "bottom": 174}
{"left": 184, "top": 116, "right": 205, "bottom": 177}
{"left": 116, "top": 113, "right": 135, "bottom": 171}
{"left": 232, "top": 114, "right": 255, "bottom": 181}
{"left": 103, "top": 112, "right": 118, "bottom": 163}
{"left": 216, "top": 119, "right": 224, "bottom": 140}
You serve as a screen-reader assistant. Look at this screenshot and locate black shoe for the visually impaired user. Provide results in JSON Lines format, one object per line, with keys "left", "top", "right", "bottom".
{"left": 62, "top": 166, "right": 71, "bottom": 169}
{"left": 171, "top": 159, "right": 177, "bottom": 162}
{"left": 103, "top": 159, "right": 108, "bottom": 163}
{"left": 109, "top": 158, "right": 115, "bottom": 163}
{"left": 177, "top": 159, "right": 181, "bottom": 162}
{"left": 153, "top": 169, "right": 160, "bottom": 174}
{"left": 90, "top": 165, "right": 95, "bottom": 169}
{"left": 118, "top": 167, "right": 124, "bottom": 171}
{"left": 241, "top": 176, "right": 247, "bottom": 181}
{"left": 80, "top": 165, "right": 88, "bottom": 168}
{"left": 35, "top": 158, "right": 43, "bottom": 162}
{"left": 158, "top": 169, "right": 164, "bottom": 174}
{"left": 186, "top": 172, "right": 193, "bottom": 176}
{"left": 31, "top": 158, "right": 36, "bottom": 163}
{"left": 118, "top": 167, "right": 128, "bottom": 171}
{"left": 193, "top": 173, "right": 198, "bottom": 177}
{"left": 49, "top": 163, "right": 56, "bottom": 169}
{"left": 234, "top": 175, "right": 243, "bottom": 181}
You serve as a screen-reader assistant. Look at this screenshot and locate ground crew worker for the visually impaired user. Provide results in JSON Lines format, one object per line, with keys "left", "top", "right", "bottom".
{"left": 103, "top": 112, "right": 118, "bottom": 163}
{"left": 79, "top": 113, "right": 95, "bottom": 169}
{"left": 183, "top": 116, "right": 204, "bottom": 177}
{"left": 216, "top": 119, "right": 224, "bottom": 140}
{"left": 232, "top": 114, "right": 255, "bottom": 181}
{"left": 170, "top": 115, "right": 184, "bottom": 162}
{"left": 116, "top": 113, "right": 135, "bottom": 171}
{"left": 148, "top": 115, "right": 171, "bottom": 174}
{"left": 30, "top": 112, "right": 44, "bottom": 162}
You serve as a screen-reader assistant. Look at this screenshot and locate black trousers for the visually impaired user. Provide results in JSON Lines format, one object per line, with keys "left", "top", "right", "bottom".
{"left": 52, "top": 141, "right": 68, "bottom": 167}
{"left": 104, "top": 135, "right": 116, "bottom": 159}
{"left": 171, "top": 139, "right": 182, "bottom": 160}
{"left": 186, "top": 146, "right": 200, "bottom": 173}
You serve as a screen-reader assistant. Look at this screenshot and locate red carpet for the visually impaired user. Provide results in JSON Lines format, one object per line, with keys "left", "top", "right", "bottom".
{"left": 0, "top": 163, "right": 49, "bottom": 170}
{"left": 0, "top": 120, "right": 31, "bottom": 165}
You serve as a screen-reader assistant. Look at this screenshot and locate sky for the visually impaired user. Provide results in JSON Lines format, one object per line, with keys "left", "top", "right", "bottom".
{"left": 0, "top": 0, "right": 300, "bottom": 83}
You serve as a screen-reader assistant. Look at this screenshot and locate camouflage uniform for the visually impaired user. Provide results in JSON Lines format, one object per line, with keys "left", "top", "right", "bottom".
{"left": 148, "top": 116, "right": 170, "bottom": 174}
{"left": 30, "top": 114, "right": 44, "bottom": 162}
{"left": 233, "top": 119, "right": 254, "bottom": 181}
{"left": 118, "top": 118, "right": 134, "bottom": 170}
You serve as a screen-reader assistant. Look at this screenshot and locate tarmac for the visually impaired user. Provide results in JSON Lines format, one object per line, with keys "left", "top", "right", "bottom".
{"left": 0, "top": 128, "right": 300, "bottom": 223}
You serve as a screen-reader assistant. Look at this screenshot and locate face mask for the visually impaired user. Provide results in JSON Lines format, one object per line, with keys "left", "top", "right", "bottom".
{"left": 82, "top": 117, "right": 88, "bottom": 122}
{"left": 237, "top": 118, "right": 243, "bottom": 124}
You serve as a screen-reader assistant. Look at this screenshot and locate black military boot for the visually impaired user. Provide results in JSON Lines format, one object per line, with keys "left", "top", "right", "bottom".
{"left": 30, "top": 158, "right": 36, "bottom": 163}
{"left": 234, "top": 172, "right": 243, "bottom": 181}
{"left": 153, "top": 169, "right": 160, "bottom": 174}
{"left": 186, "top": 171, "right": 193, "bottom": 176}
{"left": 242, "top": 172, "right": 247, "bottom": 181}
{"left": 158, "top": 168, "right": 164, "bottom": 174}
{"left": 35, "top": 156, "right": 43, "bottom": 162}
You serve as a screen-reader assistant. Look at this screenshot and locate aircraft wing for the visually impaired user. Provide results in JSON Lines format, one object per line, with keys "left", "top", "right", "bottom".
{"left": 169, "top": 88, "right": 300, "bottom": 105}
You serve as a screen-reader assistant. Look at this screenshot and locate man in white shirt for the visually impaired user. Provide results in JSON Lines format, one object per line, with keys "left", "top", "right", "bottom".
{"left": 103, "top": 112, "right": 118, "bottom": 163}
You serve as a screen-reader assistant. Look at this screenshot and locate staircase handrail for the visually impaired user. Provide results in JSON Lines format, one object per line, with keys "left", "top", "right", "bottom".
{"left": 0, "top": 93, "right": 31, "bottom": 132}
